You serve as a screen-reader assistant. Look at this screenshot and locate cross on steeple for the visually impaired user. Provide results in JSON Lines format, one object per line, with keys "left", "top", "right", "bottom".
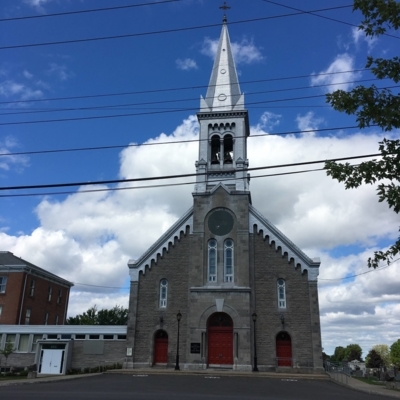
{"left": 219, "top": 1, "right": 231, "bottom": 23}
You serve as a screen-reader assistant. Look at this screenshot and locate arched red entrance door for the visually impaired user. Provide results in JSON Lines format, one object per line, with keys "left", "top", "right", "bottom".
{"left": 207, "top": 312, "right": 233, "bottom": 365}
{"left": 154, "top": 330, "right": 168, "bottom": 364}
{"left": 276, "top": 331, "right": 292, "bottom": 367}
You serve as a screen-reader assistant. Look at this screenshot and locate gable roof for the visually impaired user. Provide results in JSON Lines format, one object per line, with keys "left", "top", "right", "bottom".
{"left": 249, "top": 205, "right": 320, "bottom": 281}
{"left": 128, "top": 207, "right": 193, "bottom": 281}
{"left": 0, "top": 251, "right": 74, "bottom": 287}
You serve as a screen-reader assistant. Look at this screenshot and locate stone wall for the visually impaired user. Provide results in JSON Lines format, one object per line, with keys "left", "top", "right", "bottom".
{"left": 253, "top": 231, "right": 315, "bottom": 369}
{"left": 71, "top": 340, "right": 126, "bottom": 369}
{"left": 133, "top": 230, "right": 190, "bottom": 366}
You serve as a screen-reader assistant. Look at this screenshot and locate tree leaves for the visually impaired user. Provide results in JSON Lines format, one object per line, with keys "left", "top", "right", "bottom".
{"left": 325, "top": 1, "right": 400, "bottom": 268}
{"left": 66, "top": 305, "right": 128, "bottom": 325}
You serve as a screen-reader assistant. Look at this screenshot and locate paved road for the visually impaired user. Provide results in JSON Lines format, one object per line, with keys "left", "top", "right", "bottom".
{"left": 0, "top": 374, "right": 394, "bottom": 400}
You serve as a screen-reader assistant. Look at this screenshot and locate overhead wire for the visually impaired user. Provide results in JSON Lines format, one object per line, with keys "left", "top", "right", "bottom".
{"left": 0, "top": 78, "right": 382, "bottom": 116}
{"left": 0, "top": 124, "right": 379, "bottom": 158}
{"left": 0, "top": 165, "right": 328, "bottom": 198}
{"left": 1, "top": 6, "right": 375, "bottom": 51}
{"left": 262, "top": 0, "right": 400, "bottom": 40}
{"left": 0, "top": 0, "right": 181, "bottom": 22}
{"left": 73, "top": 257, "right": 399, "bottom": 290}
{"left": 0, "top": 68, "right": 370, "bottom": 106}
{"left": 2, "top": 85, "right": 399, "bottom": 125}
{"left": 319, "top": 258, "right": 399, "bottom": 281}
{"left": 0, "top": 152, "right": 382, "bottom": 193}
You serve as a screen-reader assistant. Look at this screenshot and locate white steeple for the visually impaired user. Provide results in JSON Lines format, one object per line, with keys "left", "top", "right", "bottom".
{"left": 195, "top": 17, "right": 250, "bottom": 194}
{"left": 200, "top": 18, "right": 245, "bottom": 112}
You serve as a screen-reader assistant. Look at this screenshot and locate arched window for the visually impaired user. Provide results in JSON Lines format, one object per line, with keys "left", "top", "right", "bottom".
{"left": 224, "top": 239, "right": 234, "bottom": 282}
{"left": 159, "top": 279, "right": 168, "bottom": 308}
{"left": 210, "top": 135, "right": 220, "bottom": 164}
{"left": 223, "top": 135, "right": 233, "bottom": 164}
{"left": 277, "top": 279, "right": 286, "bottom": 308}
{"left": 208, "top": 239, "right": 217, "bottom": 282}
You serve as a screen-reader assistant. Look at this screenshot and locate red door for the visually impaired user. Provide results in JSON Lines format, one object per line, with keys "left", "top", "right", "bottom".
{"left": 207, "top": 313, "right": 233, "bottom": 365}
{"left": 276, "top": 332, "right": 292, "bottom": 366}
{"left": 154, "top": 330, "right": 168, "bottom": 364}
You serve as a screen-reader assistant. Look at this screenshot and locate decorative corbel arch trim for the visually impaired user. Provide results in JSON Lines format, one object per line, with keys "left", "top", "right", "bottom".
{"left": 128, "top": 207, "right": 193, "bottom": 282}
{"left": 249, "top": 205, "right": 320, "bottom": 281}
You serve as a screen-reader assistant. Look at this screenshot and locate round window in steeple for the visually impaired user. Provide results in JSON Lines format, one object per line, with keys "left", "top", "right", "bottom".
{"left": 220, "top": 69, "right": 226, "bottom": 74}
{"left": 218, "top": 94, "right": 227, "bottom": 101}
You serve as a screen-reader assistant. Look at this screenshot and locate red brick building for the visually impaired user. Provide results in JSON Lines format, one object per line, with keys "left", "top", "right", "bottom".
{"left": 0, "top": 251, "right": 73, "bottom": 325}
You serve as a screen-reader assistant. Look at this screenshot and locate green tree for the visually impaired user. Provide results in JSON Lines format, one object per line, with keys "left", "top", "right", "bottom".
{"left": 0, "top": 341, "right": 15, "bottom": 372}
{"left": 366, "top": 349, "right": 384, "bottom": 368}
{"left": 372, "top": 344, "right": 391, "bottom": 366}
{"left": 67, "top": 305, "right": 128, "bottom": 325}
{"left": 390, "top": 339, "right": 400, "bottom": 367}
{"left": 331, "top": 346, "right": 347, "bottom": 362}
{"left": 325, "top": 0, "right": 400, "bottom": 269}
{"left": 345, "top": 343, "right": 363, "bottom": 361}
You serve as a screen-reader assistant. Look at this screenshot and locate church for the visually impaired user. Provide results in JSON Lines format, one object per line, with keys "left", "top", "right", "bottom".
{"left": 126, "top": 16, "right": 323, "bottom": 372}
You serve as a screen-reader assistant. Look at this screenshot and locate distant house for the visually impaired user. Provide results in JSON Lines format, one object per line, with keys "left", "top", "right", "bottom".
{"left": 0, "top": 251, "right": 73, "bottom": 325}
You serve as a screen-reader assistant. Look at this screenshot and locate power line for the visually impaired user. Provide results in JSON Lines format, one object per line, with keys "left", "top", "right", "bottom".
{"left": 0, "top": 152, "right": 382, "bottom": 192}
{"left": 0, "top": 0, "right": 180, "bottom": 22}
{"left": 0, "top": 78, "right": 381, "bottom": 116}
{"left": 0, "top": 6, "right": 367, "bottom": 51}
{"left": 3, "top": 85, "right": 399, "bottom": 125}
{"left": 319, "top": 258, "right": 399, "bottom": 281}
{"left": 73, "top": 257, "right": 398, "bottom": 290}
{"left": 262, "top": 0, "right": 400, "bottom": 40}
{"left": 0, "top": 124, "right": 377, "bottom": 158}
{"left": 0, "top": 94, "right": 327, "bottom": 126}
{"left": 0, "top": 69, "right": 369, "bottom": 106}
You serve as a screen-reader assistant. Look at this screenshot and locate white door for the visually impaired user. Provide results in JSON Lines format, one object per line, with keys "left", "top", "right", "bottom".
{"left": 40, "top": 349, "right": 64, "bottom": 374}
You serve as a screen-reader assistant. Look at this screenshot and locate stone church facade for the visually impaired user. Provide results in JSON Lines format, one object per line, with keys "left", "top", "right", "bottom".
{"left": 126, "top": 18, "right": 323, "bottom": 372}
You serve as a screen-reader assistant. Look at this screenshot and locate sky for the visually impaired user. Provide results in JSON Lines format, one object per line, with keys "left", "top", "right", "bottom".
{"left": 0, "top": 0, "right": 399, "bottom": 358}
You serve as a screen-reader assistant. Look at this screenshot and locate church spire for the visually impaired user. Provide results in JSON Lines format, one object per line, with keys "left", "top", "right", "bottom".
{"left": 200, "top": 16, "right": 245, "bottom": 112}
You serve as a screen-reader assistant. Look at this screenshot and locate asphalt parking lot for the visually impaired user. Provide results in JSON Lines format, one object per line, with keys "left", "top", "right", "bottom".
{"left": 0, "top": 373, "right": 395, "bottom": 400}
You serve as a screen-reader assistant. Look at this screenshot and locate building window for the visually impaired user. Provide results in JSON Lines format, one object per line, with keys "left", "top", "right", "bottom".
{"left": 29, "top": 279, "right": 35, "bottom": 296}
{"left": 55, "top": 315, "right": 59, "bottom": 325}
{"left": 6, "top": 334, "right": 16, "bottom": 349}
{"left": 31, "top": 334, "right": 42, "bottom": 353}
{"left": 18, "top": 334, "right": 30, "bottom": 352}
{"left": 57, "top": 289, "right": 62, "bottom": 304}
{"left": 224, "top": 239, "right": 234, "bottom": 282}
{"left": 44, "top": 312, "right": 49, "bottom": 325}
{"left": 159, "top": 279, "right": 168, "bottom": 308}
{"left": 0, "top": 276, "right": 7, "bottom": 293}
{"left": 47, "top": 286, "right": 52, "bottom": 302}
{"left": 75, "top": 334, "right": 85, "bottom": 340}
{"left": 25, "top": 309, "right": 31, "bottom": 325}
{"left": 277, "top": 279, "right": 286, "bottom": 309}
{"left": 223, "top": 134, "right": 233, "bottom": 164}
{"left": 208, "top": 239, "right": 217, "bottom": 282}
{"left": 210, "top": 134, "right": 234, "bottom": 165}
{"left": 0, "top": 305, "right": 3, "bottom": 319}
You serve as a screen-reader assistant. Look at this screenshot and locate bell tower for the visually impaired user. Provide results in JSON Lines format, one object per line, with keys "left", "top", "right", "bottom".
{"left": 195, "top": 16, "right": 250, "bottom": 194}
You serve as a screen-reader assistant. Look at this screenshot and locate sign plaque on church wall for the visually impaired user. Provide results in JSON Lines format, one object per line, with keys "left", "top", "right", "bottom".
{"left": 190, "top": 343, "right": 201, "bottom": 354}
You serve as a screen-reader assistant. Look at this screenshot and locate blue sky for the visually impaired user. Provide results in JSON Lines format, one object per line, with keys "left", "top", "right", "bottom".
{"left": 0, "top": 0, "right": 399, "bottom": 357}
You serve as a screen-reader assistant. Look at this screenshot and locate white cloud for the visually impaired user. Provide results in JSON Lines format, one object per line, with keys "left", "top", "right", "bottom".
{"left": 201, "top": 37, "right": 264, "bottom": 65}
{"left": 256, "top": 111, "right": 281, "bottom": 131}
{"left": 310, "top": 53, "right": 362, "bottom": 92}
{"left": 352, "top": 27, "right": 378, "bottom": 49}
{"left": 0, "top": 136, "right": 29, "bottom": 172}
{"left": 296, "top": 111, "right": 325, "bottom": 136}
{"left": 23, "top": 70, "right": 33, "bottom": 79}
{"left": 1, "top": 115, "right": 398, "bottom": 357}
{"left": 0, "top": 79, "right": 43, "bottom": 100}
{"left": 24, "top": 0, "right": 53, "bottom": 12}
{"left": 47, "top": 63, "right": 74, "bottom": 81}
{"left": 176, "top": 58, "right": 198, "bottom": 71}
